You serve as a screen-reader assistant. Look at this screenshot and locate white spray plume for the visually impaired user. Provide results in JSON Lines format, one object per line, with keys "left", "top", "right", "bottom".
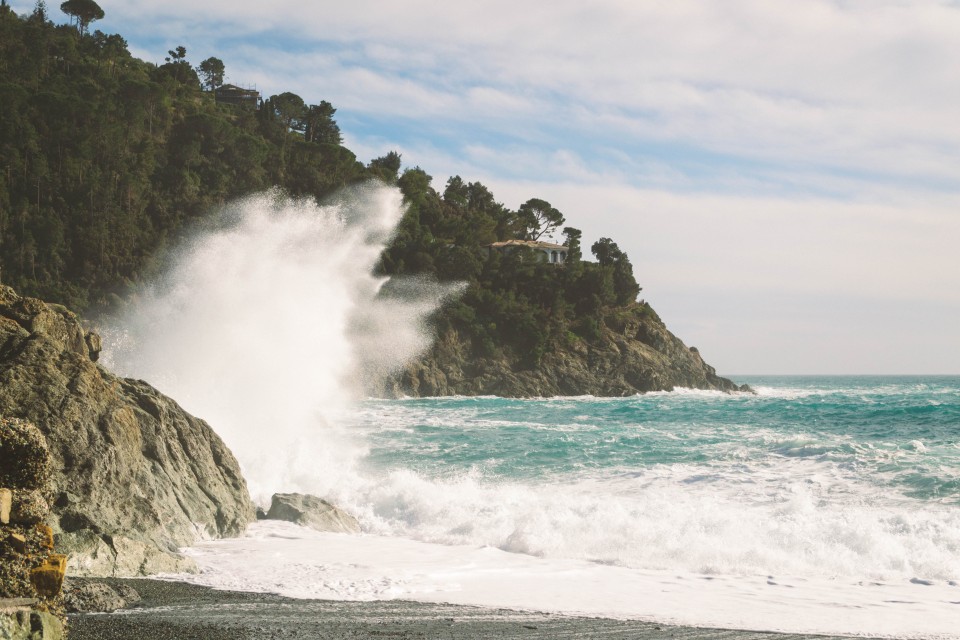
{"left": 102, "top": 184, "right": 456, "bottom": 502}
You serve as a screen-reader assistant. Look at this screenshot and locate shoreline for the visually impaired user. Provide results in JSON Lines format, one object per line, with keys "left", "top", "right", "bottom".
{"left": 68, "top": 578, "right": 865, "bottom": 640}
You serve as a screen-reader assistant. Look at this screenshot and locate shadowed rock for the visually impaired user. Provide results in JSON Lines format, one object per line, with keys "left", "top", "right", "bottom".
{"left": 389, "top": 304, "right": 751, "bottom": 397}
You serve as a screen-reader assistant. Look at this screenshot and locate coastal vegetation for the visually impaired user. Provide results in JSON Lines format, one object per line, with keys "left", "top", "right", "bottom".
{"left": 1, "top": 3, "right": 650, "bottom": 374}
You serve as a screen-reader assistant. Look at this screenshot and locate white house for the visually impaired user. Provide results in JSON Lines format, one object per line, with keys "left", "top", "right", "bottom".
{"left": 484, "top": 240, "right": 568, "bottom": 264}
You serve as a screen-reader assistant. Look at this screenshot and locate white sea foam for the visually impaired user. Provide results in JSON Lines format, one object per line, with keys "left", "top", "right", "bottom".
{"left": 101, "top": 187, "right": 959, "bottom": 637}
{"left": 102, "top": 185, "right": 457, "bottom": 502}
{"left": 166, "top": 520, "right": 960, "bottom": 639}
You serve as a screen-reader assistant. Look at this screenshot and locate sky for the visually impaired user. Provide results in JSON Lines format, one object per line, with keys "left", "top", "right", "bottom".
{"left": 18, "top": 0, "right": 960, "bottom": 374}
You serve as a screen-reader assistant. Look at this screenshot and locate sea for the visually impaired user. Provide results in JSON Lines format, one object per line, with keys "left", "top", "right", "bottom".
{"left": 167, "top": 376, "right": 960, "bottom": 639}
{"left": 100, "top": 190, "right": 960, "bottom": 638}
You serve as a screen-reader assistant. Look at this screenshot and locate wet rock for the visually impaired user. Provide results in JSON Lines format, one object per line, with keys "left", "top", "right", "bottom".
{"left": 266, "top": 493, "right": 361, "bottom": 534}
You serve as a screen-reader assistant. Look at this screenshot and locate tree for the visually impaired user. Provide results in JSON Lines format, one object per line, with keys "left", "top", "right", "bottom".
{"left": 517, "top": 198, "right": 564, "bottom": 241}
{"left": 302, "top": 101, "right": 341, "bottom": 144}
{"left": 60, "top": 0, "right": 103, "bottom": 35}
{"left": 591, "top": 238, "right": 640, "bottom": 304}
{"left": 196, "top": 57, "right": 224, "bottom": 91}
{"left": 562, "top": 226, "right": 582, "bottom": 262}
{"left": 269, "top": 92, "right": 305, "bottom": 131}
{"left": 590, "top": 237, "right": 622, "bottom": 266}
{"left": 368, "top": 151, "right": 402, "bottom": 182}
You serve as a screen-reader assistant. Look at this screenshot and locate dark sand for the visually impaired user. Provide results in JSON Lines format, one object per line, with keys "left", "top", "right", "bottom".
{"left": 68, "top": 579, "right": 865, "bottom": 640}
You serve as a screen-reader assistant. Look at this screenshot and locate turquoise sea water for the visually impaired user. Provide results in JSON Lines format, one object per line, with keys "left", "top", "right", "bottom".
{"left": 175, "top": 376, "right": 960, "bottom": 637}
{"left": 360, "top": 376, "right": 960, "bottom": 500}
{"left": 340, "top": 377, "right": 960, "bottom": 582}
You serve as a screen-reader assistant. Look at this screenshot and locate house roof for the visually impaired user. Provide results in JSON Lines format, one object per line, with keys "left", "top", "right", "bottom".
{"left": 216, "top": 84, "right": 259, "bottom": 95}
{"left": 487, "top": 239, "right": 567, "bottom": 251}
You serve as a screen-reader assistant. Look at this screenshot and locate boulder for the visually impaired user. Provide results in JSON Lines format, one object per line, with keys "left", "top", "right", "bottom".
{"left": 265, "top": 493, "right": 361, "bottom": 534}
{"left": 62, "top": 580, "right": 139, "bottom": 613}
{"left": 0, "top": 609, "right": 64, "bottom": 640}
{"left": 0, "top": 286, "right": 255, "bottom": 576}
{"left": 8, "top": 489, "right": 48, "bottom": 525}
{"left": 0, "top": 418, "right": 50, "bottom": 491}
{"left": 30, "top": 555, "right": 67, "bottom": 598}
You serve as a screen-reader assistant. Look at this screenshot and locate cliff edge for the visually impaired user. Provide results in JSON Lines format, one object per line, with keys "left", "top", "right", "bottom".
{"left": 0, "top": 286, "right": 255, "bottom": 576}
{"left": 391, "top": 303, "right": 747, "bottom": 397}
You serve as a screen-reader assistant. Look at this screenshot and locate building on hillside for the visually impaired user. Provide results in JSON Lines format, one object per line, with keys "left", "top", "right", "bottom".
{"left": 215, "top": 84, "right": 261, "bottom": 108}
{"left": 484, "top": 239, "right": 568, "bottom": 264}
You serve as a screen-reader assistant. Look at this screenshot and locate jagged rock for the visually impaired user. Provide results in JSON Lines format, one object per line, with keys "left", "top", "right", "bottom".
{"left": 0, "top": 418, "right": 50, "bottom": 491}
{"left": 265, "top": 493, "right": 361, "bottom": 534}
{"left": 387, "top": 304, "right": 747, "bottom": 397}
{"left": 8, "top": 489, "right": 48, "bottom": 525}
{"left": 84, "top": 331, "right": 102, "bottom": 362}
{"left": 8, "top": 533, "right": 27, "bottom": 554}
{"left": 30, "top": 555, "right": 66, "bottom": 598}
{"left": 0, "top": 286, "right": 255, "bottom": 576}
{"left": 36, "top": 524, "right": 54, "bottom": 551}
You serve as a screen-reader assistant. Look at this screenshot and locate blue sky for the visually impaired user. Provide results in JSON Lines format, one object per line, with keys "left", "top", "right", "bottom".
{"left": 18, "top": 0, "right": 960, "bottom": 374}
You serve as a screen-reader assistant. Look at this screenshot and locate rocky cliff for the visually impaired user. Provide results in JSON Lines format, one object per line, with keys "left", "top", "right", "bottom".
{"left": 390, "top": 304, "right": 747, "bottom": 397}
{"left": 0, "top": 286, "right": 255, "bottom": 576}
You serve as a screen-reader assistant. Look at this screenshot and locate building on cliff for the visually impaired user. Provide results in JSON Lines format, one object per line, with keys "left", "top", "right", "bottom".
{"left": 484, "top": 240, "right": 568, "bottom": 264}
{"left": 215, "top": 84, "right": 261, "bottom": 108}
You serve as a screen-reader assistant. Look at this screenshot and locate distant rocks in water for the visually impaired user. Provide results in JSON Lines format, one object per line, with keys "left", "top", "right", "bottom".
{"left": 0, "top": 285, "right": 256, "bottom": 577}
{"left": 388, "top": 304, "right": 750, "bottom": 397}
{"left": 264, "top": 493, "right": 361, "bottom": 534}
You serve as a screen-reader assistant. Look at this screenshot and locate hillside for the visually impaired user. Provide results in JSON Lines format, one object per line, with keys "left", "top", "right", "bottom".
{"left": 0, "top": 5, "right": 743, "bottom": 395}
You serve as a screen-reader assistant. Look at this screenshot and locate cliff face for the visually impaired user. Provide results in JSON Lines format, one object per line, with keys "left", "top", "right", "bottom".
{"left": 0, "top": 286, "right": 255, "bottom": 576}
{"left": 390, "top": 305, "right": 746, "bottom": 397}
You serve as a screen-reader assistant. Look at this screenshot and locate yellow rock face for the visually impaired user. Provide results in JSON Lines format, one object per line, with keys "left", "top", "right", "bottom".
{"left": 29, "top": 554, "right": 67, "bottom": 598}
{"left": 36, "top": 524, "right": 54, "bottom": 551}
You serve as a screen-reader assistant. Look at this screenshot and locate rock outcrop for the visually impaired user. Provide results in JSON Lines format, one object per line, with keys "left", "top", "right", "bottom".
{"left": 0, "top": 418, "right": 66, "bottom": 639}
{"left": 390, "top": 304, "right": 749, "bottom": 397}
{"left": 264, "top": 493, "right": 361, "bottom": 534}
{"left": 0, "top": 286, "right": 256, "bottom": 577}
{"left": 62, "top": 579, "right": 140, "bottom": 613}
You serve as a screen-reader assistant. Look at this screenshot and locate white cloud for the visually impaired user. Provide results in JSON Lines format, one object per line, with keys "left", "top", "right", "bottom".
{"left": 26, "top": 0, "right": 960, "bottom": 372}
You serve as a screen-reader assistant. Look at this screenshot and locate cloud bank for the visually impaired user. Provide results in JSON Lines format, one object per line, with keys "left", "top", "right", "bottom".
{"left": 16, "top": 0, "right": 959, "bottom": 372}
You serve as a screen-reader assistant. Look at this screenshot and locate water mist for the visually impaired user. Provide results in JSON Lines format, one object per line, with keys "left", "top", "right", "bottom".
{"left": 102, "top": 184, "right": 455, "bottom": 503}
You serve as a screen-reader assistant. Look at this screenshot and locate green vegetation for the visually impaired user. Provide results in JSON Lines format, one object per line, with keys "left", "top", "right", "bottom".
{"left": 0, "top": 4, "right": 646, "bottom": 369}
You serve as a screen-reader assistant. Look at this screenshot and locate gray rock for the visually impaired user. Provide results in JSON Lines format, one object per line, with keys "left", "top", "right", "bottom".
{"left": 62, "top": 581, "right": 124, "bottom": 613}
{"left": 62, "top": 579, "right": 139, "bottom": 613}
{"left": 266, "top": 493, "right": 361, "bottom": 534}
{"left": 0, "top": 610, "right": 64, "bottom": 640}
{"left": 0, "top": 286, "right": 255, "bottom": 577}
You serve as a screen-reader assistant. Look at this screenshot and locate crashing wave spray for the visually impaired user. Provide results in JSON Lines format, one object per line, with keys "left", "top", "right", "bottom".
{"left": 102, "top": 184, "right": 454, "bottom": 502}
